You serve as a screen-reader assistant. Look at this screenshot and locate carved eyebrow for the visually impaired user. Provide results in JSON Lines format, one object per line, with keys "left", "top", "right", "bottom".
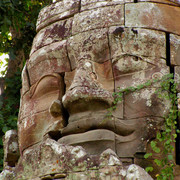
{"left": 29, "top": 73, "right": 62, "bottom": 98}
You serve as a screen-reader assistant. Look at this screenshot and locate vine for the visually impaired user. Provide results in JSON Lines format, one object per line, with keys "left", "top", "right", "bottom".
{"left": 108, "top": 73, "right": 179, "bottom": 180}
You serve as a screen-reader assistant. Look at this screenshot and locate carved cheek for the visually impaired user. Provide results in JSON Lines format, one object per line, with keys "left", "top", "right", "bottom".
{"left": 18, "top": 74, "right": 65, "bottom": 153}
{"left": 30, "top": 74, "right": 64, "bottom": 115}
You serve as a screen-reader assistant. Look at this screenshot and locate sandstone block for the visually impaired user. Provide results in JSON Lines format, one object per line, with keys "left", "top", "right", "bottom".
{"left": 138, "top": 0, "right": 180, "bottom": 6}
{"left": 111, "top": 101, "right": 123, "bottom": 119}
{"left": 18, "top": 110, "right": 65, "bottom": 153}
{"left": 175, "top": 66, "right": 180, "bottom": 92}
{"left": 115, "top": 119, "right": 145, "bottom": 157}
{"left": 21, "top": 64, "right": 30, "bottom": 96}
{"left": 115, "top": 117, "right": 164, "bottom": 158}
{"left": 126, "top": 164, "right": 153, "bottom": 180}
{"left": 61, "top": 114, "right": 115, "bottom": 135}
{"left": 14, "top": 138, "right": 153, "bottom": 179}
{"left": 124, "top": 88, "right": 171, "bottom": 118}
{"left": 125, "top": 3, "right": 180, "bottom": 35}
{"left": 62, "top": 61, "right": 114, "bottom": 113}
{"left": 113, "top": 56, "right": 169, "bottom": 91}
{"left": 72, "top": 5, "right": 124, "bottom": 34}
{"left": 100, "top": 148, "right": 122, "bottom": 167}
{"left": 31, "top": 18, "right": 72, "bottom": 55}
{"left": 67, "top": 28, "right": 110, "bottom": 68}
{"left": 36, "top": 0, "right": 80, "bottom": 32}
{"left": 81, "top": 0, "right": 133, "bottom": 11}
{"left": 19, "top": 74, "right": 63, "bottom": 120}
{"left": 109, "top": 27, "right": 166, "bottom": 59}
{"left": 0, "top": 168, "right": 15, "bottom": 180}
{"left": 58, "top": 129, "right": 116, "bottom": 155}
{"left": 3, "top": 130, "right": 19, "bottom": 167}
{"left": 170, "top": 34, "right": 180, "bottom": 66}
{"left": 28, "top": 41, "right": 71, "bottom": 85}
{"left": 64, "top": 60, "right": 114, "bottom": 93}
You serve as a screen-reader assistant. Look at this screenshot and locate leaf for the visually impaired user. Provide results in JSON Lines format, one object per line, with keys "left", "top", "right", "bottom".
{"left": 156, "top": 132, "right": 162, "bottom": 141}
{"left": 145, "top": 167, "right": 153, "bottom": 172}
{"left": 154, "top": 159, "right": 161, "bottom": 166}
{"left": 2, "top": 126, "right": 8, "bottom": 133}
{"left": 144, "top": 153, "right": 152, "bottom": 159}
{"left": 150, "top": 141, "right": 157, "bottom": 148}
{"left": 168, "top": 155, "right": 173, "bottom": 161}
{"left": 177, "top": 129, "right": 180, "bottom": 133}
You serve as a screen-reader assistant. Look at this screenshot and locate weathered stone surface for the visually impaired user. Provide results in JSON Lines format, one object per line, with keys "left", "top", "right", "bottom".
{"left": 138, "top": 0, "right": 180, "bottom": 6}
{"left": 62, "top": 60, "right": 114, "bottom": 113}
{"left": 62, "top": 60, "right": 114, "bottom": 116}
{"left": 64, "top": 60, "right": 114, "bottom": 92}
{"left": 111, "top": 101, "right": 123, "bottom": 119}
{"left": 72, "top": 5, "right": 124, "bottom": 34}
{"left": 124, "top": 88, "right": 170, "bottom": 118}
{"left": 13, "top": 138, "right": 153, "bottom": 180}
{"left": 21, "top": 64, "right": 30, "bottom": 96}
{"left": 18, "top": 111, "right": 66, "bottom": 153}
{"left": 109, "top": 27, "right": 166, "bottom": 60}
{"left": 169, "top": 0, "right": 180, "bottom": 4}
{"left": 178, "top": 93, "right": 180, "bottom": 111}
{"left": 31, "top": 18, "right": 72, "bottom": 55}
{"left": 60, "top": 110, "right": 115, "bottom": 135}
{"left": 19, "top": 74, "right": 64, "bottom": 120}
{"left": 0, "top": 167, "right": 16, "bottom": 180}
{"left": 36, "top": 0, "right": 80, "bottom": 32}
{"left": 126, "top": 164, "right": 153, "bottom": 180}
{"left": 28, "top": 41, "right": 71, "bottom": 85}
{"left": 3, "top": 130, "right": 19, "bottom": 167}
{"left": 59, "top": 129, "right": 116, "bottom": 155}
{"left": 81, "top": 0, "right": 133, "bottom": 11}
{"left": 113, "top": 56, "right": 169, "bottom": 90}
{"left": 67, "top": 28, "right": 110, "bottom": 69}
{"left": 175, "top": 66, "right": 180, "bottom": 92}
{"left": 18, "top": 74, "right": 66, "bottom": 152}
{"left": 11, "top": 1, "right": 180, "bottom": 179}
{"left": 125, "top": 3, "right": 180, "bottom": 35}
{"left": 170, "top": 34, "right": 180, "bottom": 65}
{"left": 116, "top": 117, "right": 164, "bottom": 157}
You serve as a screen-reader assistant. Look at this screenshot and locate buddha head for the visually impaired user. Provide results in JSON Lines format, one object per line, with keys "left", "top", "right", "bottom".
{"left": 18, "top": 0, "right": 180, "bottom": 163}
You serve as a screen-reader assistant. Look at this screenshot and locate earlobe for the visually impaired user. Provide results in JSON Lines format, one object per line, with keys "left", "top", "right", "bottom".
{"left": 49, "top": 99, "right": 63, "bottom": 117}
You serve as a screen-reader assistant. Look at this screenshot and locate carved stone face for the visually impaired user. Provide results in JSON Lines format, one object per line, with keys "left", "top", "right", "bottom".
{"left": 18, "top": 0, "right": 180, "bottom": 161}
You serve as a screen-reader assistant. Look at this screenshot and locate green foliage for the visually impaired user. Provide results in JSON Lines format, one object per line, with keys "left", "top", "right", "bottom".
{"left": 109, "top": 73, "right": 179, "bottom": 179}
{"left": 0, "top": 0, "right": 52, "bottom": 172}
{"left": 148, "top": 74, "right": 178, "bottom": 180}
{"left": 0, "top": 70, "right": 21, "bottom": 171}
{"left": 145, "top": 166, "right": 154, "bottom": 173}
{"left": 0, "top": 0, "right": 51, "bottom": 57}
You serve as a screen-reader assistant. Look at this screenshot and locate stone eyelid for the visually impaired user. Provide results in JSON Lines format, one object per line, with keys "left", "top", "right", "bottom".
{"left": 29, "top": 73, "right": 62, "bottom": 98}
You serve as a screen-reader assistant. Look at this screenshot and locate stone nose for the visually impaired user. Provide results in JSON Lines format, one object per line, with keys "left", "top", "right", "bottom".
{"left": 62, "top": 61, "right": 114, "bottom": 114}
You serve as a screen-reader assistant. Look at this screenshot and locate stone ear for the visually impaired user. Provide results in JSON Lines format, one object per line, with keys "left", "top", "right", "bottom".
{"left": 49, "top": 99, "right": 63, "bottom": 117}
